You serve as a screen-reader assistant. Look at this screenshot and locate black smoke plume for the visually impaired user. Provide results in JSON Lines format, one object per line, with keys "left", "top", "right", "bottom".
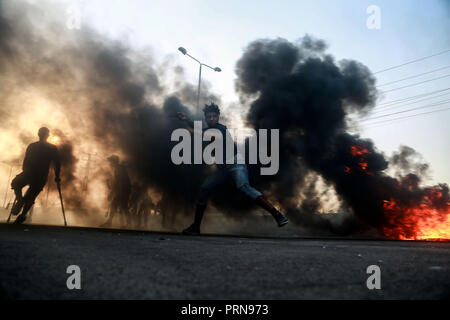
{"left": 233, "top": 37, "right": 449, "bottom": 238}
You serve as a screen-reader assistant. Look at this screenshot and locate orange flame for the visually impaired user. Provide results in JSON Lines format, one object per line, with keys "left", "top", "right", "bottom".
{"left": 382, "top": 197, "right": 450, "bottom": 241}
{"left": 351, "top": 145, "right": 370, "bottom": 156}
{"left": 359, "top": 162, "right": 368, "bottom": 171}
{"left": 345, "top": 145, "right": 373, "bottom": 175}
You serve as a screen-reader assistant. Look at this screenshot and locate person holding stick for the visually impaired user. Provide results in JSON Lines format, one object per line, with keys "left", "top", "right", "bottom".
{"left": 10, "top": 127, "right": 61, "bottom": 224}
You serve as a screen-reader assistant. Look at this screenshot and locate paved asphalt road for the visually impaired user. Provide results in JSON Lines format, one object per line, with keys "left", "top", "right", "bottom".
{"left": 0, "top": 223, "right": 449, "bottom": 300}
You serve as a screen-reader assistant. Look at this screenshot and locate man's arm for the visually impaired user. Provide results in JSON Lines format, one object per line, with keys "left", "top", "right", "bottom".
{"left": 176, "top": 112, "right": 196, "bottom": 134}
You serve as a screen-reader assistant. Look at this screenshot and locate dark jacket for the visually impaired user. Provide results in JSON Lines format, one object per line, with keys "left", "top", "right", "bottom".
{"left": 23, "top": 141, "right": 60, "bottom": 182}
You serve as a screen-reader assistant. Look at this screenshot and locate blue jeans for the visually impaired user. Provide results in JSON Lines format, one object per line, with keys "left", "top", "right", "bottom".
{"left": 197, "top": 164, "right": 262, "bottom": 205}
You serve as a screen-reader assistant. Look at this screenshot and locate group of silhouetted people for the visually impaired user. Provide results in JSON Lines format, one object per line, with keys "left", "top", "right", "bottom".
{"left": 8, "top": 127, "right": 156, "bottom": 227}
{"left": 10, "top": 103, "right": 289, "bottom": 234}
{"left": 102, "top": 155, "right": 156, "bottom": 228}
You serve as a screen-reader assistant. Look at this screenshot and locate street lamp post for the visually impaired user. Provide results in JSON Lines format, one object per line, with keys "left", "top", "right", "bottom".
{"left": 178, "top": 47, "right": 221, "bottom": 111}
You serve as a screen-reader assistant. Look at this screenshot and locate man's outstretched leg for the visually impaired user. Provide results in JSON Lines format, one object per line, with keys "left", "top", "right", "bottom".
{"left": 182, "top": 204, "right": 206, "bottom": 235}
{"left": 255, "top": 195, "right": 289, "bottom": 227}
{"left": 230, "top": 164, "right": 289, "bottom": 227}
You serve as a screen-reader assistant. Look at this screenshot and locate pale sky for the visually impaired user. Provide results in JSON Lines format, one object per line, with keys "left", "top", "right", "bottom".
{"left": 74, "top": 0, "right": 449, "bottom": 185}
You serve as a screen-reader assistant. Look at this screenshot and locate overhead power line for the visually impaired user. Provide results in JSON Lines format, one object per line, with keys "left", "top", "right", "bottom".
{"left": 361, "top": 100, "right": 450, "bottom": 122}
{"left": 373, "top": 49, "right": 450, "bottom": 74}
{"left": 360, "top": 107, "right": 450, "bottom": 128}
{"left": 376, "top": 66, "right": 450, "bottom": 87}
{"left": 347, "top": 51, "right": 450, "bottom": 129}
{"left": 371, "top": 91, "right": 450, "bottom": 114}
{"left": 379, "top": 74, "right": 450, "bottom": 93}
{"left": 376, "top": 87, "right": 450, "bottom": 106}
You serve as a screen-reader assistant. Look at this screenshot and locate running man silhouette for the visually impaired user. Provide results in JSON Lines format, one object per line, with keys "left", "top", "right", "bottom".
{"left": 10, "top": 127, "right": 61, "bottom": 224}
{"left": 177, "top": 103, "right": 288, "bottom": 235}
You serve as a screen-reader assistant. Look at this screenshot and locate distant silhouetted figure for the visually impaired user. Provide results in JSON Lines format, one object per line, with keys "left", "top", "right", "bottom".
{"left": 103, "top": 155, "right": 131, "bottom": 227}
{"left": 10, "top": 127, "right": 61, "bottom": 224}
{"left": 138, "top": 195, "right": 155, "bottom": 228}
{"left": 128, "top": 183, "right": 155, "bottom": 229}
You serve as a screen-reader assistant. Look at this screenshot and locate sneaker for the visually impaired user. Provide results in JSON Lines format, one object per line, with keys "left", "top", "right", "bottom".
{"left": 10, "top": 199, "right": 24, "bottom": 216}
{"left": 182, "top": 224, "right": 200, "bottom": 235}
{"left": 274, "top": 212, "right": 289, "bottom": 227}
{"left": 14, "top": 214, "right": 27, "bottom": 225}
